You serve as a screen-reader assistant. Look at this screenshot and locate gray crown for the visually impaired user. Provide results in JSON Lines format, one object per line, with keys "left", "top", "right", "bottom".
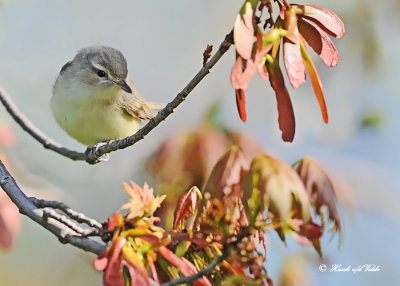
{"left": 74, "top": 46, "right": 128, "bottom": 79}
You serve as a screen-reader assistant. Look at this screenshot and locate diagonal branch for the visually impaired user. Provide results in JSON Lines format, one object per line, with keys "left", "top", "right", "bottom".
{"left": 0, "top": 31, "right": 233, "bottom": 164}
{"left": 0, "top": 159, "right": 106, "bottom": 255}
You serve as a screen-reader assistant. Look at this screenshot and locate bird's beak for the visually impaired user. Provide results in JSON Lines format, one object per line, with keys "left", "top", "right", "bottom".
{"left": 115, "top": 79, "right": 132, "bottom": 93}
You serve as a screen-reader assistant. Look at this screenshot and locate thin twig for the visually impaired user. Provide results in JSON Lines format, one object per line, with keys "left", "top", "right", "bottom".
{"left": 42, "top": 208, "right": 93, "bottom": 236}
{"left": 30, "top": 197, "right": 102, "bottom": 228}
{"left": 0, "top": 160, "right": 106, "bottom": 255}
{"left": 0, "top": 31, "right": 233, "bottom": 164}
{"left": 0, "top": 86, "right": 86, "bottom": 161}
{"left": 160, "top": 232, "right": 249, "bottom": 286}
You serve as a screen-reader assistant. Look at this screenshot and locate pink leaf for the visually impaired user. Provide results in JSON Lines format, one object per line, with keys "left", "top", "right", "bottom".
{"left": 298, "top": 18, "right": 339, "bottom": 67}
{"left": 173, "top": 186, "right": 200, "bottom": 230}
{"left": 126, "top": 264, "right": 151, "bottom": 286}
{"left": 204, "top": 146, "right": 249, "bottom": 198}
{"left": 233, "top": 2, "right": 254, "bottom": 59}
{"left": 300, "top": 5, "right": 345, "bottom": 38}
{"left": 296, "top": 156, "right": 342, "bottom": 231}
{"left": 230, "top": 43, "right": 272, "bottom": 90}
{"left": 0, "top": 190, "right": 21, "bottom": 250}
{"left": 283, "top": 8, "right": 305, "bottom": 89}
{"left": 94, "top": 256, "right": 109, "bottom": 271}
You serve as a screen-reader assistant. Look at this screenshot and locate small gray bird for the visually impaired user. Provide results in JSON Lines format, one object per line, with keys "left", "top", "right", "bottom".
{"left": 51, "top": 46, "right": 162, "bottom": 146}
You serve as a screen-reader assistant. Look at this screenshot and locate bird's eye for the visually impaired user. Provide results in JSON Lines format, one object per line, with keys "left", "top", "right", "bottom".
{"left": 97, "top": 70, "right": 106, "bottom": 77}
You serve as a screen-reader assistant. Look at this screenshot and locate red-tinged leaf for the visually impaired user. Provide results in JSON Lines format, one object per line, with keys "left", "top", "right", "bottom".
{"left": 0, "top": 190, "right": 21, "bottom": 250}
{"left": 298, "top": 18, "right": 339, "bottom": 66}
{"left": 300, "top": 5, "right": 345, "bottom": 38}
{"left": 234, "top": 2, "right": 255, "bottom": 59}
{"left": 148, "top": 255, "right": 160, "bottom": 284}
{"left": 126, "top": 264, "right": 151, "bottom": 286}
{"left": 283, "top": 33, "right": 305, "bottom": 89}
{"left": 103, "top": 237, "right": 126, "bottom": 286}
{"left": 235, "top": 89, "right": 247, "bottom": 122}
{"left": 265, "top": 58, "right": 296, "bottom": 142}
{"left": 257, "top": 62, "right": 269, "bottom": 79}
{"left": 231, "top": 43, "right": 273, "bottom": 96}
{"left": 158, "top": 246, "right": 212, "bottom": 286}
{"left": 299, "top": 37, "right": 328, "bottom": 123}
{"left": 283, "top": 8, "right": 305, "bottom": 89}
{"left": 296, "top": 156, "right": 342, "bottom": 232}
{"left": 231, "top": 54, "right": 256, "bottom": 91}
{"left": 204, "top": 146, "right": 249, "bottom": 198}
{"left": 94, "top": 256, "right": 109, "bottom": 271}
{"left": 289, "top": 219, "right": 323, "bottom": 248}
{"left": 290, "top": 232, "right": 313, "bottom": 247}
{"left": 107, "top": 212, "right": 124, "bottom": 231}
{"left": 123, "top": 246, "right": 151, "bottom": 286}
{"left": 173, "top": 186, "right": 201, "bottom": 230}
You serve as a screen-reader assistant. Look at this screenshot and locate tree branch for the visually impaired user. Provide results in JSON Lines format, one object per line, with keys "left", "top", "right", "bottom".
{"left": 0, "top": 86, "right": 86, "bottom": 161}
{"left": 0, "top": 31, "right": 233, "bottom": 164}
{"left": 0, "top": 160, "right": 106, "bottom": 255}
{"left": 160, "top": 232, "right": 249, "bottom": 286}
{"left": 30, "top": 197, "right": 102, "bottom": 228}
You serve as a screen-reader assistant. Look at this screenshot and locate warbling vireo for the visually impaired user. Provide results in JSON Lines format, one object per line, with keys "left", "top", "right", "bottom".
{"left": 51, "top": 46, "right": 161, "bottom": 146}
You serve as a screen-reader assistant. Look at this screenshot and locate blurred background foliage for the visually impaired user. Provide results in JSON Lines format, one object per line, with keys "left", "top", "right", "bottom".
{"left": 0, "top": 0, "right": 400, "bottom": 285}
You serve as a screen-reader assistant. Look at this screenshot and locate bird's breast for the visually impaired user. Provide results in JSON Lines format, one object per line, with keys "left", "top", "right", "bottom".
{"left": 51, "top": 80, "right": 141, "bottom": 146}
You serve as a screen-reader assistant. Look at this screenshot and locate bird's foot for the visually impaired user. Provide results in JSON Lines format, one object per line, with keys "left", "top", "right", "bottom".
{"left": 85, "top": 142, "right": 110, "bottom": 163}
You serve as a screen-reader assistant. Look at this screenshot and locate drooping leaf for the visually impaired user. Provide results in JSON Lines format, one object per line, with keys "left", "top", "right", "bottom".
{"left": 296, "top": 156, "right": 342, "bottom": 232}
{"left": 243, "top": 155, "right": 311, "bottom": 241}
{"left": 123, "top": 246, "right": 151, "bottom": 286}
{"left": 283, "top": 8, "right": 305, "bottom": 89}
{"left": 231, "top": 42, "right": 272, "bottom": 91}
{"left": 265, "top": 57, "right": 296, "bottom": 142}
{"left": 173, "top": 186, "right": 201, "bottom": 230}
{"left": 234, "top": 2, "right": 255, "bottom": 60}
{"left": 300, "top": 5, "right": 345, "bottom": 38}
{"left": 103, "top": 237, "right": 126, "bottom": 286}
{"left": 299, "top": 37, "right": 328, "bottom": 123}
{"left": 125, "top": 264, "right": 151, "bottom": 286}
{"left": 235, "top": 89, "right": 247, "bottom": 122}
{"left": 298, "top": 18, "right": 339, "bottom": 66}
{"left": 158, "top": 246, "right": 212, "bottom": 286}
{"left": 204, "top": 146, "right": 249, "bottom": 198}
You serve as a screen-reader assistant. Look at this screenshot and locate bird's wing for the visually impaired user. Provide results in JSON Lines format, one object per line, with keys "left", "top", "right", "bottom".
{"left": 119, "top": 77, "right": 155, "bottom": 120}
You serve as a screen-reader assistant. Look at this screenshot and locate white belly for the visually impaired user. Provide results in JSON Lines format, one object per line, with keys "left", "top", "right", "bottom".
{"left": 51, "top": 83, "right": 141, "bottom": 146}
